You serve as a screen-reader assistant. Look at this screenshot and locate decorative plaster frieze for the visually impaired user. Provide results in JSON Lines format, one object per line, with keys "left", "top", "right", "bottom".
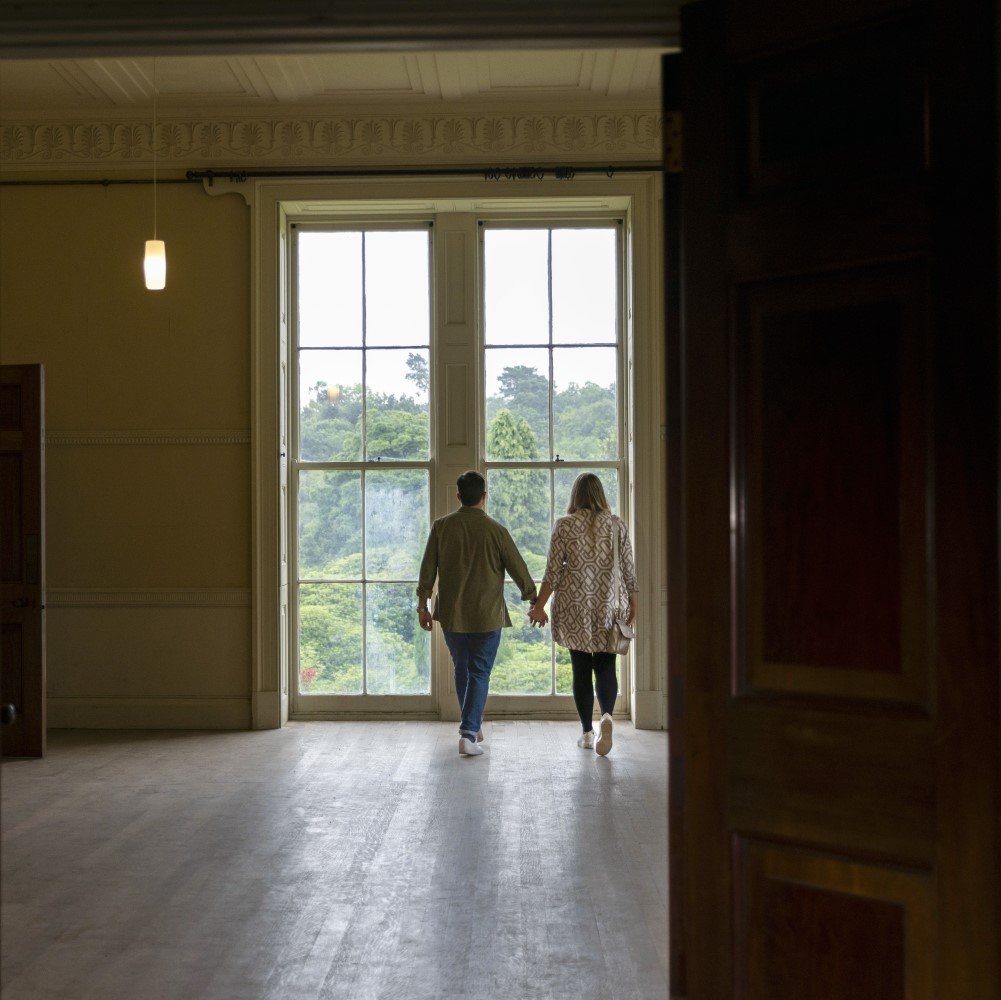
{"left": 46, "top": 429, "right": 251, "bottom": 446}
{"left": 0, "top": 111, "right": 663, "bottom": 170}
{"left": 47, "top": 589, "right": 251, "bottom": 608}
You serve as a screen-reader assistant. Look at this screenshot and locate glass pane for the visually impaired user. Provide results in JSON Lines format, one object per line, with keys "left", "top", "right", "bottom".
{"left": 366, "top": 349, "right": 429, "bottom": 460}
{"left": 484, "top": 229, "right": 550, "bottom": 345}
{"left": 553, "top": 347, "right": 618, "bottom": 461}
{"left": 298, "top": 584, "right": 363, "bottom": 694}
{"left": 365, "top": 231, "right": 430, "bottom": 347}
{"left": 554, "top": 468, "right": 619, "bottom": 518}
{"left": 365, "top": 470, "right": 429, "bottom": 580}
{"left": 298, "top": 471, "right": 362, "bottom": 579}
{"left": 299, "top": 349, "right": 363, "bottom": 461}
{"left": 486, "top": 468, "right": 550, "bottom": 580}
{"left": 485, "top": 349, "right": 550, "bottom": 460}
{"left": 366, "top": 584, "right": 430, "bottom": 694}
{"left": 552, "top": 228, "right": 618, "bottom": 344}
{"left": 490, "top": 582, "right": 552, "bottom": 694}
{"left": 298, "top": 232, "right": 363, "bottom": 347}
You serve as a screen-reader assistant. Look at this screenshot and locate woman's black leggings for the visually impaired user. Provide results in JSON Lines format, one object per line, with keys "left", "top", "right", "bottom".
{"left": 569, "top": 649, "right": 618, "bottom": 731}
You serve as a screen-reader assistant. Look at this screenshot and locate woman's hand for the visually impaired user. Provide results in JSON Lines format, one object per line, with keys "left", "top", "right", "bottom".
{"left": 627, "top": 593, "right": 638, "bottom": 630}
{"left": 528, "top": 602, "right": 549, "bottom": 627}
{"left": 529, "top": 582, "right": 553, "bottom": 628}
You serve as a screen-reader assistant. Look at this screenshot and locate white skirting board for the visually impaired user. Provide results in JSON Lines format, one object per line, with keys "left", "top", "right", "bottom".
{"left": 633, "top": 688, "right": 666, "bottom": 730}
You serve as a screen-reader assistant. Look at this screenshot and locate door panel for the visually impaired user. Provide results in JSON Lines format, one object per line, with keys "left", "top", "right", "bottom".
{"left": 726, "top": 703, "right": 934, "bottom": 864}
{"left": 734, "top": 16, "right": 926, "bottom": 197}
{"left": 740, "top": 265, "right": 931, "bottom": 705}
{"left": 0, "top": 364, "right": 46, "bottom": 758}
{"left": 674, "top": 1, "right": 999, "bottom": 997}
{"left": 736, "top": 840, "right": 934, "bottom": 1000}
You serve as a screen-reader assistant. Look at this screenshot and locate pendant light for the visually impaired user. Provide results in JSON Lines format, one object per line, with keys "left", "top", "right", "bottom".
{"left": 143, "top": 57, "right": 166, "bottom": 291}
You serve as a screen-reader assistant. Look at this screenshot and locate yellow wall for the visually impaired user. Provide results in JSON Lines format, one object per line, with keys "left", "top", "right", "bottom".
{"left": 0, "top": 102, "right": 662, "bottom": 730}
{"left": 0, "top": 182, "right": 253, "bottom": 728}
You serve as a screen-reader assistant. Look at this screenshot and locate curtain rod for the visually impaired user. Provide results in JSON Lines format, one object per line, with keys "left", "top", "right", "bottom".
{"left": 185, "top": 165, "right": 659, "bottom": 183}
{"left": 0, "top": 164, "right": 660, "bottom": 188}
{"left": 0, "top": 178, "right": 193, "bottom": 187}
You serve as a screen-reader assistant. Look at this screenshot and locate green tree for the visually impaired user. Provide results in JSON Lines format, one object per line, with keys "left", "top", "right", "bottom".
{"left": 365, "top": 408, "right": 427, "bottom": 459}
{"left": 486, "top": 365, "right": 548, "bottom": 452}
{"left": 486, "top": 410, "right": 548, "bottom": 571}
{"left": 299, "top": 584, "right": 363, "bottom": 693}
{"left": 300, "top": 381, "right": 364, "bottom": 461}
{"left": 553, "top": 380, "right": 616, "bottom": 460}
{"left": 498, "top": 365, "right": 547, "bottom": 409}
{"left": 405, "top": 352, "right": 429, "bottom": 393}
{"left": 487, "top": 408, "right": 539, "bottom": 461}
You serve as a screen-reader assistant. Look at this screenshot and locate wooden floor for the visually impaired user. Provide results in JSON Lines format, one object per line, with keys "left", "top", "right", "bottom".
{"left": 1, "top": 721, "right": 668, "bottom": 1000}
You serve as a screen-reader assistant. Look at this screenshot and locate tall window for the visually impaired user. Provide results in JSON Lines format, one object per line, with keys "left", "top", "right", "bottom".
{"left": 483, "top": 224, "right": 623, "bottom": 695}
{"left": 294, "top": 227, "right": 432, "bottom": 696}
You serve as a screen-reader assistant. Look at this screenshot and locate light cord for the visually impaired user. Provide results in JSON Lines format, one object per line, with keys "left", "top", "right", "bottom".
{"left": 152, "top": 57, "right": 157, "bottom": 239}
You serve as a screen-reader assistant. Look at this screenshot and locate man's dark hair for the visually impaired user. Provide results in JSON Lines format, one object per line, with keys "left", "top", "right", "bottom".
{"left": 457, "top": 470, "right": 486, "bottom": 506}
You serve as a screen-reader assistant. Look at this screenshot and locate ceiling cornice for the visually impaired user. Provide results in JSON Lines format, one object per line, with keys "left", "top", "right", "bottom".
{"left": 0, "top": 107, "right": 664, "bottom": 172}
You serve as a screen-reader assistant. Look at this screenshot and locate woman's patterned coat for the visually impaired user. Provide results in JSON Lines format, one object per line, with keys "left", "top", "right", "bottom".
{"left": 542, "top": 510, "right": 638, "bottom": 654}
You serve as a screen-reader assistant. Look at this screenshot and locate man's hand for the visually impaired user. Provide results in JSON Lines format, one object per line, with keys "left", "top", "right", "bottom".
{"left": 418, "top": 608, "right": 434, "bottom": 632}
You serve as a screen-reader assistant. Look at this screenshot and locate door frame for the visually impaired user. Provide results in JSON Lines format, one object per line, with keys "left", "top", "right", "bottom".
{"left": 672, "top": 1, "right": 1000, "bottom": 996}
{"left": 0, "top": 363, "right": 46, "bottom": 758}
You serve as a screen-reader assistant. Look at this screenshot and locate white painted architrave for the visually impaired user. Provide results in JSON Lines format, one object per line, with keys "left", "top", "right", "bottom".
{"left": 244, "top": 173, "right": 665, "bottom": 730}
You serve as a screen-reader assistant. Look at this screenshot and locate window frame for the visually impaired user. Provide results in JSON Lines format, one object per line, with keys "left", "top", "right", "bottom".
{"left": 254, "top": 174, "right": 665, "bottom": 730}
{"left": 478, "top": 216, "right": 630, "bottom": 702}
{"left": 290, "top": 219, "right": 437, "bottom": 715}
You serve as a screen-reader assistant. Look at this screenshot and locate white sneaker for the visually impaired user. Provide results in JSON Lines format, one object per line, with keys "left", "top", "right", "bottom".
{"left": 596, "top": 714, "right": 613, "bottom": 756}
{"left": 577, "top": 730, "right": 595, "bottom": 750}
{"left": 459, "top": 737, "right": 483, "bottom": 756}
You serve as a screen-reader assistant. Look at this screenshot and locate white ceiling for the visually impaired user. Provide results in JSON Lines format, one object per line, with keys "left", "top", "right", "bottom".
{"left": 0, "top": 50, "right": 665, "bottom": 115}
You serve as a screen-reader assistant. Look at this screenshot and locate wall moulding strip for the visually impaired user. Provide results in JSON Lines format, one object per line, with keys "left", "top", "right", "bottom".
{"left": 0, "top": 110, "right": 663, "bottom": 172}
{"left": 47, "top": 589, "right": 251, "bottom": 608}
{"left": 45, "top": 429, "right": 251, "bottom": 446}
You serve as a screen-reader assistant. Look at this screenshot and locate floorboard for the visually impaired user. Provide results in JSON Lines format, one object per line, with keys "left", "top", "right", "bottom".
{"left": 2, "top": 721, "right": 668, "bottom": 1000}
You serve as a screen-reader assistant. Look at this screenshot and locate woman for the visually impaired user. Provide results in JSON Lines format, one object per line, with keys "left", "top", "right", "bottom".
{"left": 529, "top": 473, "right": 637, "bottom": 755}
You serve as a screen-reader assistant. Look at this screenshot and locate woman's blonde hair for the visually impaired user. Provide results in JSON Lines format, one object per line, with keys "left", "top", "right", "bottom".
{"left": 567, "top": 472, "right": 611, "bottom": 515}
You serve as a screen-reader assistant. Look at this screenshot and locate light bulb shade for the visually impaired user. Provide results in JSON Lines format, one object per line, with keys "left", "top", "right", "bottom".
{"left": 144, "top": 239, "right": 166, "bottom": 290}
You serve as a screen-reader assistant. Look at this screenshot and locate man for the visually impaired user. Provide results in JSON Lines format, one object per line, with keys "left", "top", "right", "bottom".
{"left": 417, "top": 470, "right": 538, "bottom": 757}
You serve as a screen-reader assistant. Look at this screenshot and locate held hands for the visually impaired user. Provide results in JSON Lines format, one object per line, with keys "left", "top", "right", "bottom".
{"left": 527, "top": 601, "right": 549, "bottom": 628}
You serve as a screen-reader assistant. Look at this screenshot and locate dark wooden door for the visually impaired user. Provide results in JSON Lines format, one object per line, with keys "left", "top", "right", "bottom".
{"left": 1, "top": 364, "right": 46, "bottom": 758}
{"left": 671, "top": 1, "right": 1000, "bottom": 997}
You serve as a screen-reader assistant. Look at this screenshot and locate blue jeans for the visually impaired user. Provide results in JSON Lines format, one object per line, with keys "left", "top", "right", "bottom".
{"left": 443, "top": 628, "right": 501, "bottom": 740}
